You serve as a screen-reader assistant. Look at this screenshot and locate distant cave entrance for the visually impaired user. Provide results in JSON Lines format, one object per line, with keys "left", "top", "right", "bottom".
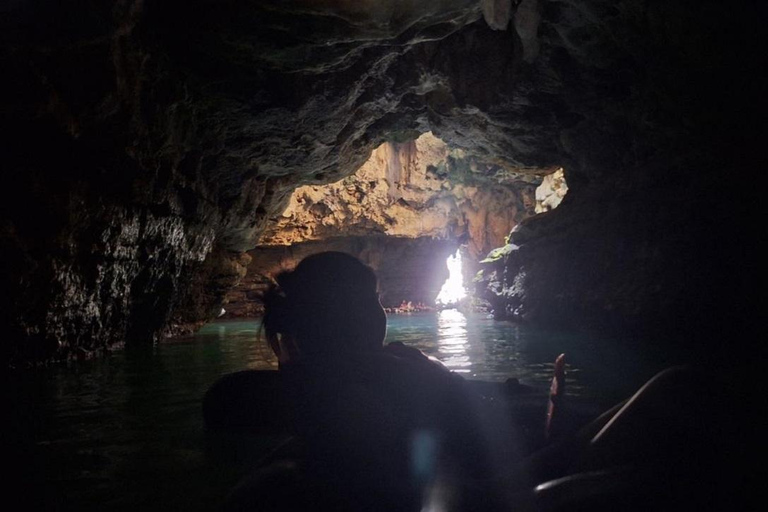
{"left": 222, "top": 134, "right": 567, "bottom": 317}
{"left": 411, "top": 165, "right": 568, "bottom": 313}
{"left": 435, "top": 249, "right": 467, "bottom": 308}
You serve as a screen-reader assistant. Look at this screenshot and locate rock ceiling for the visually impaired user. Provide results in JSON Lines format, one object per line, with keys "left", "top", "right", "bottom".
{"left": 260, "top": 132, "right": 538, "bottom": 259}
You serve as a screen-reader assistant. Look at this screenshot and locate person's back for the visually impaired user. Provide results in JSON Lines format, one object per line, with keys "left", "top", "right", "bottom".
{"left": 258, "top": 252, "right": 502, "bottom": 510}
{"left": 282, "top": 355, "right": 466, "bottom": 508}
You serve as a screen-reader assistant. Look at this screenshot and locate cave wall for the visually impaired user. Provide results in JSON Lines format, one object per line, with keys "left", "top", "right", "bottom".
{"left": 470, "top": 3, "right": 763, "bottom": 354}
{"left": 224, "top": 236, "right": 457, "bottom": 317}
{"left": 2, "top": 1, "right": 762, "bottom": 365}
{"left": 261, "top": 132, "right": 538, "bottom": 259}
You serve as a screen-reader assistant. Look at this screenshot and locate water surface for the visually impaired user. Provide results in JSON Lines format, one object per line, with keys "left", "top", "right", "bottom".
{"left": 10, "top": 311, "right": 672, "bottom": 510}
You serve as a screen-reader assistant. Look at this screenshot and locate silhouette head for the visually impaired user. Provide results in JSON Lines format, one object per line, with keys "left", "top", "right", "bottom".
{"left": 262, "top": 252, "right": 387, "bottom": 362}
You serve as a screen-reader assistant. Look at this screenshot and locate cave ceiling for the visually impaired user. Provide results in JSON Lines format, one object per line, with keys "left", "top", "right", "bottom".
{"left": 1, "top": 1, "right": 761, "bottom": 364}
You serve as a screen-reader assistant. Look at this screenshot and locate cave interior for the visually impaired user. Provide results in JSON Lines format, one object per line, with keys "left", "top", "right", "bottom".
{"left": 2, "top": 0, "right": 761, "bottom": 367}
{"left": 1, "top": 0, "right": 764, "bottom": 508}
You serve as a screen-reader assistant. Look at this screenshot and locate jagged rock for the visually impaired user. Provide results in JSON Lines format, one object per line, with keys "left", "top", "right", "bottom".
{"left": 261, "top": 132, "right": 537, "bottom": 260}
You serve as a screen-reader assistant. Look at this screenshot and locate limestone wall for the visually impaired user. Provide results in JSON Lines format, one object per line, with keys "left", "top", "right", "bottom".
{"left": 260, "top": 133, "right": 537, "bottom": 259}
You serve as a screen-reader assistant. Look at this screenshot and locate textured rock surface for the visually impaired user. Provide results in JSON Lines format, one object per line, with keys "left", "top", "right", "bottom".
{"left": 261, "top": 132, "right": 537, "bottom": 259}
{"left": 228, "top": 132, "right": 537, "bottom": 315}
{"left": 1, "top": 0, "right": 762, "bottom": 365}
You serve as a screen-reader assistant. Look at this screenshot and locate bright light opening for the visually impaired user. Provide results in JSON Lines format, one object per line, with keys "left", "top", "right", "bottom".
{"left": 435, "top": 250, "right": 466, "bottom": 306}
{"left": 535, "top": 167, "right": 568, "bottom": 213}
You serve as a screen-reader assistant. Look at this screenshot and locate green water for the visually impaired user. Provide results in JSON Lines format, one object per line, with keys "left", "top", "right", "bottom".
{"left": 8, "top": 312, "right": 671, "bottom": 511}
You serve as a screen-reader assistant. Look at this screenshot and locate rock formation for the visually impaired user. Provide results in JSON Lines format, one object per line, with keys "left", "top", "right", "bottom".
{"left": 225, "top": 132, "right": 537, "bottom": 314}
{"left": 1, "top": 1, "right": 761, "bottom": 365}
{"left": 259, "top": 132, "right": 537, "bottom": 256}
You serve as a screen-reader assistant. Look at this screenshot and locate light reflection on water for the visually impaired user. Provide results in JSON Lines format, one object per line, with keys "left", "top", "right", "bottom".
{"left": 191, "top": 313, "right": 661, "bottom": 403}
{"left": 436, "top": 309, "right": 472, "bottom": 373}
{"left": 386, "top": 311, "right": 557, "bottom": 388}
{"left": 381, "top": 311, "right": 667, "bottom": 406}
{"left": 157, "top": 313, "right": 651, "bottom": 405}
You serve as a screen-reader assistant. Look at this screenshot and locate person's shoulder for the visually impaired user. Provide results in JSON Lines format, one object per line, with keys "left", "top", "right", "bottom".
{"left": 383, "top": 342, "right": 452, "bottom": 374}
{"left": 383, "top": 341, "right": 427, "bottom": 360}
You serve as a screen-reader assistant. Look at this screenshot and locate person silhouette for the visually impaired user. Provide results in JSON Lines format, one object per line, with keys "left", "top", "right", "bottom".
{"left": 244, "top": 251, "right": 505, "bottom": 511}
{"left": 219, "top": 252, "right": 744, "bottom": 512}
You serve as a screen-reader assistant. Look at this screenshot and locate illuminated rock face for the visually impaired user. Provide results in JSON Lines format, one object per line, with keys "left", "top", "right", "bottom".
{"left": 261, "top": 133, "right": 537, "bottom": 259}
{"left": 226, "top": 133, "right": 535, "bottom": 313}
{"left": 535, "top": 168, "right": 567, "bottom": 214}
{"left": 1, "top": 1, "right": 760, "bottom": 363}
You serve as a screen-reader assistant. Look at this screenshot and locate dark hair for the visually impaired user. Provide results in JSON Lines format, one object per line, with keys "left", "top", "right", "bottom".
{"left": 262, "top": 252, "right": 387, "bottom": 358}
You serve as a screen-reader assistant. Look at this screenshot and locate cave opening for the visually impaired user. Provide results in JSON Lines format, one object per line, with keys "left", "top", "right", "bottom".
{"left": 224, "top": 131, "right": 565, "bottom": 316}
{"left": 435, "top": 249, "right": 467, "bottom": 307}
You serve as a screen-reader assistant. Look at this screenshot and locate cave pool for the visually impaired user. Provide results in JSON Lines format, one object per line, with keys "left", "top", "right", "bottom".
{"left": 9, "top": 311, "right": 677, "bottom": 510}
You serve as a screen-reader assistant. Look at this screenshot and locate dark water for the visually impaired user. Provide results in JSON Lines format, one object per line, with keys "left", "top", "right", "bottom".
{"left": 8, "top": 312, "right": 674, "bottom": 511}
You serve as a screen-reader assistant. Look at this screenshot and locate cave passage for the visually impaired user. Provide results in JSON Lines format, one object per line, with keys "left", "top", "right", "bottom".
{"left": 224, "top": 130, "right": 544, "bottom": 318}
{"left": 2, "top": 1, "right": 760, "bottom": 510}
{"left": 435, "top": 249, "right": 467, "bottom": 306}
